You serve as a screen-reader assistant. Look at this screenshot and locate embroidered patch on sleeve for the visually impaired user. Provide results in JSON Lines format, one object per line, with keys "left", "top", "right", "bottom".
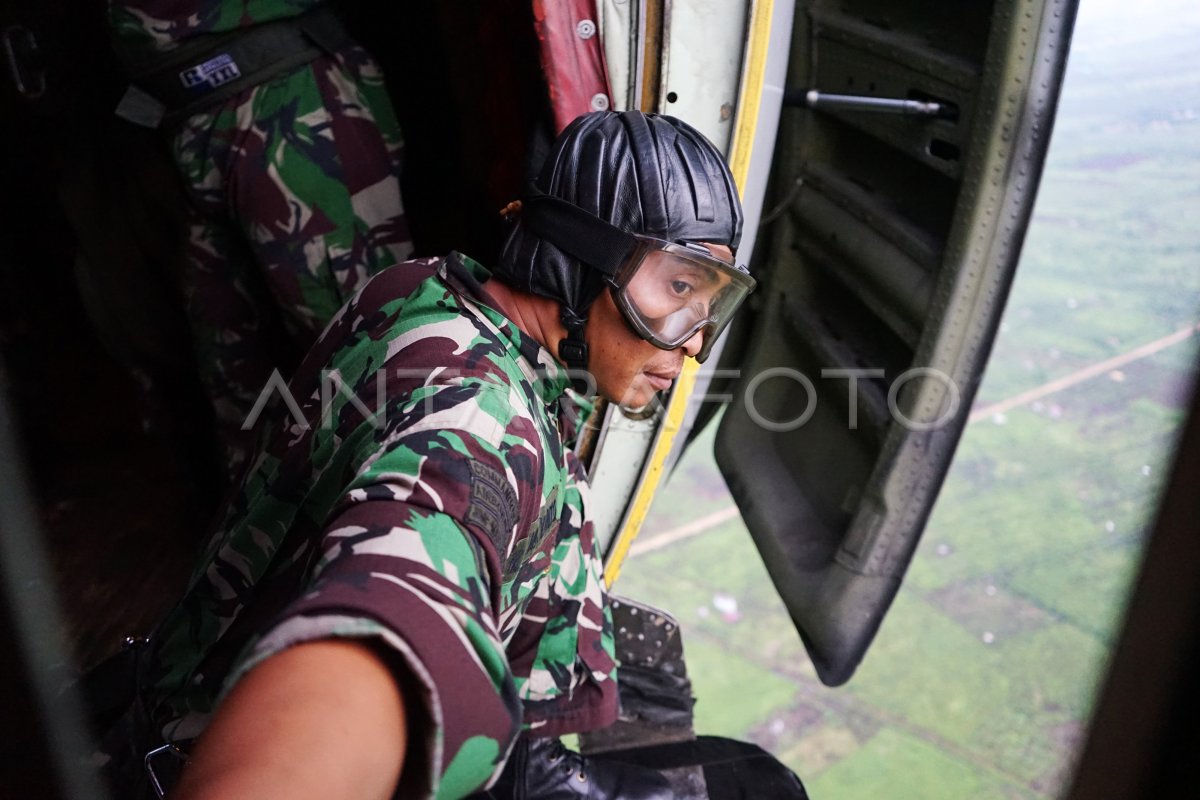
{"left": 466, "top": 461, "right": 520, "bottom": 557}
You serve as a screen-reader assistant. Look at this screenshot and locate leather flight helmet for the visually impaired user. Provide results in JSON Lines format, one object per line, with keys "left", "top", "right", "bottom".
{"left": 496, "top": 110, "right": 744, "bottom": 381}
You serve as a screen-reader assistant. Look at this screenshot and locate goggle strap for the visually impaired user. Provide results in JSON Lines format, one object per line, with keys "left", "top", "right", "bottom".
{"left": 521, "top": 186, "right": 636, "bottom": 279}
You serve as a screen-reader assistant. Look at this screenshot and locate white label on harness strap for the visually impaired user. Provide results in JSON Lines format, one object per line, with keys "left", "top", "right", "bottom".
{"left": 179, "top": 53, "right": 241, "bottom": 90}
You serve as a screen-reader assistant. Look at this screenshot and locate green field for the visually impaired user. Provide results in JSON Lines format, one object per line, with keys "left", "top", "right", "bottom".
{"left": 615, "top": 1, "right": 1200, "bottom": 796}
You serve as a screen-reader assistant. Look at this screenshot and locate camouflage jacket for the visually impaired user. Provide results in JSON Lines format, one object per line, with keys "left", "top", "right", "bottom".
{"left": 143, "top": 253, "right": 619, "bottom": 797}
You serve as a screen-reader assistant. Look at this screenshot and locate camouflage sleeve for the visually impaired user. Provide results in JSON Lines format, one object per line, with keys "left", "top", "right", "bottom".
{"left": 225, "top": 381, "right": 542, "bottom": 798}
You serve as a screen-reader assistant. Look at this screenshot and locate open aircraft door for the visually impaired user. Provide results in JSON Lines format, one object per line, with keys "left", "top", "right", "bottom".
{"left": 593, "top": 0, "right": 1079, "bottom": 686}
{"left": 591, "top": 0, "right": 1082, "bottom": 686}
{"left": 697, "top": 0, "right": 1081, "bottom": 686}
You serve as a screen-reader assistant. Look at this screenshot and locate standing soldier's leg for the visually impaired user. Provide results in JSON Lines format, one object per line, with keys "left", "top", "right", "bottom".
{"left": 176, "top": 196, "right": 297, "bottom": 479}
{"left": 169, "top": 46, "right": 412, "bottom": 478}
{"left": 224, "top": 46, "right": 414, "bottom": 341}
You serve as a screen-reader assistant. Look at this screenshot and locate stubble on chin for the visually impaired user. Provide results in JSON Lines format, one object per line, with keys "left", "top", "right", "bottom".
{"left": 615, "top": 375, "right": 656, "bottom": 410}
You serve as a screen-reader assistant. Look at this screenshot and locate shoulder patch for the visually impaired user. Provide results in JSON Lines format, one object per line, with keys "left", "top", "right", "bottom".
{"left": 466, "top": 460, "right": 520, "bottom": 557}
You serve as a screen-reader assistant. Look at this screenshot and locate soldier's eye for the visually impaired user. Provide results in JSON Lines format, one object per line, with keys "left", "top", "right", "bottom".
{"left": 669, "top": 280, "right": 694, "bottom": 298}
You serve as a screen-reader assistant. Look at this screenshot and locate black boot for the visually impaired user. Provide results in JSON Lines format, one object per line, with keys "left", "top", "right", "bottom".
{"left": 472, "top": 736, "right": 674, "bottom": 799}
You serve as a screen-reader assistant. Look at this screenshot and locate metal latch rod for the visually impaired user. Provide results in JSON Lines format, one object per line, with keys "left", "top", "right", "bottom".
{"left": 785, "top": 89, "right": 945, "bottom": 117}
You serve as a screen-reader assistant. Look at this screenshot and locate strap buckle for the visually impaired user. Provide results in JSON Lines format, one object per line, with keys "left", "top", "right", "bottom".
{"left": 558, "top": 338, "right": 588, "bottom": 366}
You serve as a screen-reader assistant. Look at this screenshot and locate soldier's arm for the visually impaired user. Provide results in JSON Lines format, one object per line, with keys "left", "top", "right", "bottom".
{"left": 171, "top": 638, "right": 409, "bottom": 800}
{"left": 190, "top": 382, "right": 533, "bottom": 796}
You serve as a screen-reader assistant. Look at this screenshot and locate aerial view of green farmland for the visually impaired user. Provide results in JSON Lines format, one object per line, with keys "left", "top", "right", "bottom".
{"left": 617, "top": 0, "right": 1200, "bottom": 796}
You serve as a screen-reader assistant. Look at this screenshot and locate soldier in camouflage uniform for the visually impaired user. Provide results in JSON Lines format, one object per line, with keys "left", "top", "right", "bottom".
{"left": 109, "top": 0, "right": 413, "bottom": 477}
{"left": 111, "top": 111, "right": 750, "bottom": 799}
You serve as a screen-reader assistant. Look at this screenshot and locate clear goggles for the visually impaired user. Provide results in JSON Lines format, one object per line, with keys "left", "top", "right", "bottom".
{"left": 610, "top": 236, "right": 756, "bottom": 363}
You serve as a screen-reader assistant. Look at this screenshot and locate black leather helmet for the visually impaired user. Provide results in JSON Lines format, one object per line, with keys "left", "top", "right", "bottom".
{"left": 495, "top": 110, "right": 744, "bottom": 375}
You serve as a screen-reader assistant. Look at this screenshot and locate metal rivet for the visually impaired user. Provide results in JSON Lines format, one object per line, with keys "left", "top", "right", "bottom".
{"left": 576, "top": 19, "right": 597, "bottom": 39}
{"left": 590, "top": 93, "right": 610, "bottom": 111}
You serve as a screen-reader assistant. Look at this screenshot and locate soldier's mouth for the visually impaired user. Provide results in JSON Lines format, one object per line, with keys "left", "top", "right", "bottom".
{"left": 643, "top": 371, "right": 678, "bottom": 392}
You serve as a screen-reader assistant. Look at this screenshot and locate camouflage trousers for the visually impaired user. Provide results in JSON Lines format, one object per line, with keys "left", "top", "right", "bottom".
{"left": 171, "top": 44, "right": 413, "bottom": 478}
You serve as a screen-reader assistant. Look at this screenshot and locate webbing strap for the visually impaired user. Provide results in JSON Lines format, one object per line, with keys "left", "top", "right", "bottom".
{"left": 519, "top": 186, "right": 645, "bottom": 390}
{"left": 115, "top": 5, "right": 353, "bottom": 127}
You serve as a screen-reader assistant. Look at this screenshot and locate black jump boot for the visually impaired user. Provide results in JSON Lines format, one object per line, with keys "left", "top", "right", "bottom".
{"left": 471, "top": 736, "right": 674, "bottom": 800}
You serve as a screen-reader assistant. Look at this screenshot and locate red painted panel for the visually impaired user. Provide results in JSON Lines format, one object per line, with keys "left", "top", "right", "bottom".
{"left": 532, "top": 0, "right": 614, "bottom": 132}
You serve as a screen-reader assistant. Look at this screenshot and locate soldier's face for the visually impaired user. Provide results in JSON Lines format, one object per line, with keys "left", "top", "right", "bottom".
{"left": 586, "top": 244, "right": 732, "bottom": 408}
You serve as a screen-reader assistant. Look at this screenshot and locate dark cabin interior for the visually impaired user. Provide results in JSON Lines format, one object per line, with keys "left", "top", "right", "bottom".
{"left": 0, "top": 0, "right": 554, "bottom": 674}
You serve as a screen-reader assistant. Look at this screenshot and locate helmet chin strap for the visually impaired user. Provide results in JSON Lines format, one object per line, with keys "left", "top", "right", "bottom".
{"left": 558, "top": 306, "right": 593, "bottom": 395}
